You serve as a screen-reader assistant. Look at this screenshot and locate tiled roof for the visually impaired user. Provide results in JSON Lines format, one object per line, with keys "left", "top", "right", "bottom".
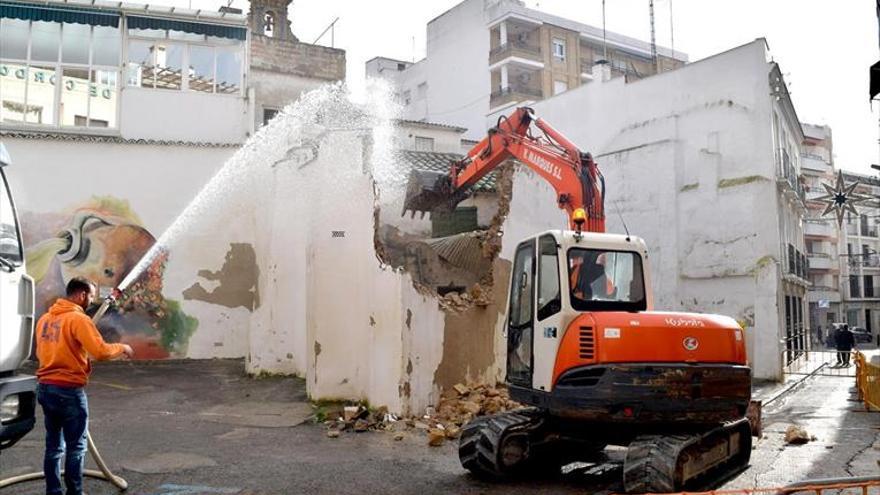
{"left": 394, "top": 150, "right": 497, "bottom": 192}
{"left": 0, "top": 130, "right": 240, "bottom": 148}
{"left": 395, "top": 119, "right": 467, "bottom": 133}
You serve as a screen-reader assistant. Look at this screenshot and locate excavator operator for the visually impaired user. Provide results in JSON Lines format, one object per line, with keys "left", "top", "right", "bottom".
{"left": 570, "top": 252, "right": 613, "bottom": 301}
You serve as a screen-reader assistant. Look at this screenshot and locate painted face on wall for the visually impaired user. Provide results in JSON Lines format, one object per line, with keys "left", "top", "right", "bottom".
{"left": 56, "top": 214, "right": 155, "bottom": 291}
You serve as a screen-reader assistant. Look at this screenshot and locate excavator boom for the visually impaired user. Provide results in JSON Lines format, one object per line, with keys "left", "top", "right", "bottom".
{"left": 402, "top": 107, "right": 605, "bottom": 231}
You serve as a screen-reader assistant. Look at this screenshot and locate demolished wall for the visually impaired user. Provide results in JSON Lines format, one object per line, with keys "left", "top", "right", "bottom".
{"left": 245, "top": 84, "right": 575, "bottom": 414}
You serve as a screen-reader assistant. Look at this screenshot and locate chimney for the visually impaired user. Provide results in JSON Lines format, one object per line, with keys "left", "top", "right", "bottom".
{"left": 592, "top": 60, "right": 612, "bottom": 83}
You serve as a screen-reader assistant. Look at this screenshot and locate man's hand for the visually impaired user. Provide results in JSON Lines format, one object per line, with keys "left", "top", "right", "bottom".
{"left": 121, "top": 344, "right": 134, "bottom": 359}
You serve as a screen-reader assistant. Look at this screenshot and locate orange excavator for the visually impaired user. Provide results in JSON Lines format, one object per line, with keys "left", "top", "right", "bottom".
{"left": 404, "top": 108, "right": 752, "bottom": 493}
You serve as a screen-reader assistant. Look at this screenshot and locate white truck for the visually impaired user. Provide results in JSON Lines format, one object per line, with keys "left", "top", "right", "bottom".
{"left": 0, "top": 143, "right": 37, "bottom": 451}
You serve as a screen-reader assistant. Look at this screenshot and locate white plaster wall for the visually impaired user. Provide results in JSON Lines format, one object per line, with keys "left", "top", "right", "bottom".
{"left": 527, "top": 40, "right": 790, "bottom": 379}
{"left": 120, "top": 89, "right": 249, "bottom": 143}
{"left": 248, "top": 129, "right": 454, "bottom": 412}
{"left": 3, "top": 138, "right": 252, "bottom": 358}
{"left": 422, "top": 0, "right": 491, "bottom": 139}
{"left": 393, "top": 123, "right": 464, "bottom": 153}
{"left": 252, "top": 69, "right": 326, "bottom": 130}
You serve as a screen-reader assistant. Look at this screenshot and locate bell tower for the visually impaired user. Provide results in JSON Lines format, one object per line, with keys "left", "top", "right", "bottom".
{"left": 248, "top": 0, "right": 297, "bottom": 41}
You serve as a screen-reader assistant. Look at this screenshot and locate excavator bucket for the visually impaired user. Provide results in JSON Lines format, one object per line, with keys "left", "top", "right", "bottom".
{"left": 401, "top": 169, "right": 455, "bottom": 217}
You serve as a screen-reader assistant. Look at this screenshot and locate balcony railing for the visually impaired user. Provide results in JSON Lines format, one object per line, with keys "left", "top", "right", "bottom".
{"left": 490, "top": 85, "right": 543, "bottom": 108}
{"left": 804, "top": 221, "right": 834, "bottom": 238}
{"left": 777, "top": 148, "right": 806, "bottom": 204}
{"left": 489, "top": 40, "right": 542, "bottom": 65}
{"left": 807, "top": 253, "right": 833, "bottom": 270}
{"left": 786, "top": 243, "right": 809, "bottom": 279}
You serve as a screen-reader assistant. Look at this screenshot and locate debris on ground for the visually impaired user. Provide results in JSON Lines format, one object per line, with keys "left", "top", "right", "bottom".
{"left": 784, "top": 425, "right": 812, "bottom": 445}
{"left": 317, "top": 382, "right": 521, "bottom": 446}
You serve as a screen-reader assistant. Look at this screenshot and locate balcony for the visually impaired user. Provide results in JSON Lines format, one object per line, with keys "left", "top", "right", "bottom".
{"left": 489, "top": 40, "right": 542, "bottom": 66}
{"left": 776, "top": 148, "right": 807, "bottom": 206}
{"left": 808, "top": 288, "right": 841, "bottom": 303}
{"left": 490, "top": 85, "right": 543, "bottom": 109}
{"left": 804, "top": 221, "right": 834, "bottom": 238}
{"left": 800, "top": 153, "right": 831, "bottom": 174}
{"left": 807, "top": 253, "right": 833, "bottom": 270}
{"left": 847, "top": 285, "right": 880, "bottom": 300}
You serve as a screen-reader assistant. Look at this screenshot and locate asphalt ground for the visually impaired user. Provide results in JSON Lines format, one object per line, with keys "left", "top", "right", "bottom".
{"left": 1, "top": 359, "right": 877, "bottom": 495}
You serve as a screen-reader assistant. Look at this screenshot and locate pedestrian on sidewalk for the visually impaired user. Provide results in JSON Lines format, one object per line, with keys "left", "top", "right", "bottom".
{"left": 34, "top": 277, "right": 134, "bottom": 495}
{"left": 836, "top": 324, "right": 855, "bottom": 367}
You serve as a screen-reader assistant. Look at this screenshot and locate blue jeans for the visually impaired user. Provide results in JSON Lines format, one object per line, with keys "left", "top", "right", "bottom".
{"left": 37, "top": 384, "right": 89, "bottom": 495}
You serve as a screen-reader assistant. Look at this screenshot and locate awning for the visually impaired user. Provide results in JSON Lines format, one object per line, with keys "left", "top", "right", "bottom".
{"left": 871, "top": 60, "right": 880, "bottom": 101}
{"left": 127, "top": 15, "right": 246, "bottom": 41}
{"left": 0, "top": 1, "right": 119, "bottom": 27}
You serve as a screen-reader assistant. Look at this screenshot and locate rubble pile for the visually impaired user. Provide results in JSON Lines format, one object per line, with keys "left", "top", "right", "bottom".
{"left": 438, "top": 284, "right": 491, "bottom": 312}
{"left": 320, "top": 382, "right": 521, "bottom": 447}
{"left": 784, "top": 425, "right": 815, "bottom": 445}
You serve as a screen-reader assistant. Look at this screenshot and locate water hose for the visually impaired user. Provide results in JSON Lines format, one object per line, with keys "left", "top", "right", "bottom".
{"left": 0, "top": 296, "right": 129, "bottom": 491}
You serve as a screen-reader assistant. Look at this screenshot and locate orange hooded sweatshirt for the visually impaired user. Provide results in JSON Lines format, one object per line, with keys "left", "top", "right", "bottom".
{"left": 35, "top": 298, "right": 126, "bottom": 388}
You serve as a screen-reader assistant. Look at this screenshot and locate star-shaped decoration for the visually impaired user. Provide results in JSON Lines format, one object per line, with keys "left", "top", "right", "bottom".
{"left": 815, "top": 171, "right": 872, "bottom": 225}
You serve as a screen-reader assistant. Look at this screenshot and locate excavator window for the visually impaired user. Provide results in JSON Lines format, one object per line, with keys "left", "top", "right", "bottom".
{"left": 567, "top": 248, "right": 646, "bottom": 312}
{"left": 536, "top": 235, "right": 561, "bottom": 321}
{"left": 507, "top": 240, "right": 535, "bottom": 386}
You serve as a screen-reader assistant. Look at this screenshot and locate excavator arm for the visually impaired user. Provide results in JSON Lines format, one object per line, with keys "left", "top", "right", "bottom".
{"left": 402, "top": 107, "right": 606, "bottom": 232}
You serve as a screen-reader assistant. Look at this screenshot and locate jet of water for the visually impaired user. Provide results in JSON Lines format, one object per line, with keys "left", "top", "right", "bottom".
{"left": 117, "top": 81, "right": 402, "bottom": 292}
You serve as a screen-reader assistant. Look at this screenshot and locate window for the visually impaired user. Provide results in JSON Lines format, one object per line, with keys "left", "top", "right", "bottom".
{"left": 507, "top": 240, "right": 535, "bottom": 386}
{"left": 0, "top": 18, "right": 29, "bottom": 60}
{"left": 402, "top": 90, "right": 411, "bottom": 105}
{"left": 0, "top": 20, "right": 120, "bottom": 128}
{"left": 414, "top": 136, "right": 434, "bottom": 152}
{"left": 553, "top": 80, "right": 568, "bottom": 95}
{"left": 0, "top": 169, "right": 23, "bottom": 264}
{"left": 417, "top": 82, "right": 427, "bottom": 99}
{"left": 263, "top": 107, "right": 279, "bottom": 126}
{"left": 127, "top": 30, "right": 243, "bottom": 94}
{"left": 537, "top": 235, "right": 561, "bottom": 321}
{"left": 552, "top": 37, "right": 566, "bottom": 60}
{"left": 568, "top": 248, "right": 646, "bottom": 311}
{"left": 397, "top": 62, "right": 406, "bottom": 71}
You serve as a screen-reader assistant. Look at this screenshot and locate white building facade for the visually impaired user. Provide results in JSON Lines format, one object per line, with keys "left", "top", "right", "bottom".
{"left": 1, "top": 0, "right": 342, "bottom": 363}
{"left": 527, "top": 40, "right": 808, "bottom": 380}
{"left": 366, "top": 0, "right": 687, "bottom": 141}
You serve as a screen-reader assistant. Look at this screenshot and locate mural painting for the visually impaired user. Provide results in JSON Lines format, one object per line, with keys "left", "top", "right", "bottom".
{"left": 23, "top": 196, "right": 198, "bottom": 359}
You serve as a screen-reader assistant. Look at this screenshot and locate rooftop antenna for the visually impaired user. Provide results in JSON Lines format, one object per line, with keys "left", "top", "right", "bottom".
{"left": 613, "top": 200, "right": 631, "bottom": 242}
{"left": 649, "top": 0, "right": 658, "bottom": 74}
{"left": 602, "top": 0, "right": 607, "bottom": 60}
{"left": 312, "top": 16, "right": 339, "bottom": 47}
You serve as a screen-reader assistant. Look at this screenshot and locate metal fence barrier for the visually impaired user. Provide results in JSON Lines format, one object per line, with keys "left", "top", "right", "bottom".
{"left": 855, "top": 351, "right": 880, "bottom": 411}
{"left": 783, "top": 350, "right": 858, "bottom": 377}
{"left": 628, "top": 476, "right": 880, "bottom": 494}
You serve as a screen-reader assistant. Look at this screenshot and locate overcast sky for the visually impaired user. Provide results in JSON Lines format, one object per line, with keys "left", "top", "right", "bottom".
{"left": 166, "top": 0, "right": 879, "bottom": 175}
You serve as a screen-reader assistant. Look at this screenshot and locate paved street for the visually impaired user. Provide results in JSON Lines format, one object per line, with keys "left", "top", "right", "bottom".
{"left": 1, "top": 359, "right": 877, "bottom": 495}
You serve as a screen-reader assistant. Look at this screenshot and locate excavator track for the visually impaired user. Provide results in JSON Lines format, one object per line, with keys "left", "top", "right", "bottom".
{"left": 622, "top": 418, "right": 752, "bottom": 493}
{"left": 458, "top": 409, "right": 545, "bottom": 479}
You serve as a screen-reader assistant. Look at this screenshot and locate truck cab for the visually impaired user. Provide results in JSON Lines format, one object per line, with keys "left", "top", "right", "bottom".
{"left": 0, "top": 143, "right": 37, "bottom": 450}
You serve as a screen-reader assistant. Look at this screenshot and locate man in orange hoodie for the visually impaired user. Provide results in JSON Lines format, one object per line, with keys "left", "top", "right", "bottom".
{"left": 35, "top": 277, "right": 133, "bottom": 495}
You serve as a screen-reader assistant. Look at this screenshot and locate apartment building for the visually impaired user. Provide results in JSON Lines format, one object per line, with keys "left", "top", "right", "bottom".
{"left": 839, "top": 171, "right": 880, "bottom": 340}
{"left": 366, "top": 0, "right": 687, "bottom": 140}
{"left": 801, "top": 124, "right": 841, "bottom": 341}
{"left": 523, "top": 40, "right": 807, "bottom": 380}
